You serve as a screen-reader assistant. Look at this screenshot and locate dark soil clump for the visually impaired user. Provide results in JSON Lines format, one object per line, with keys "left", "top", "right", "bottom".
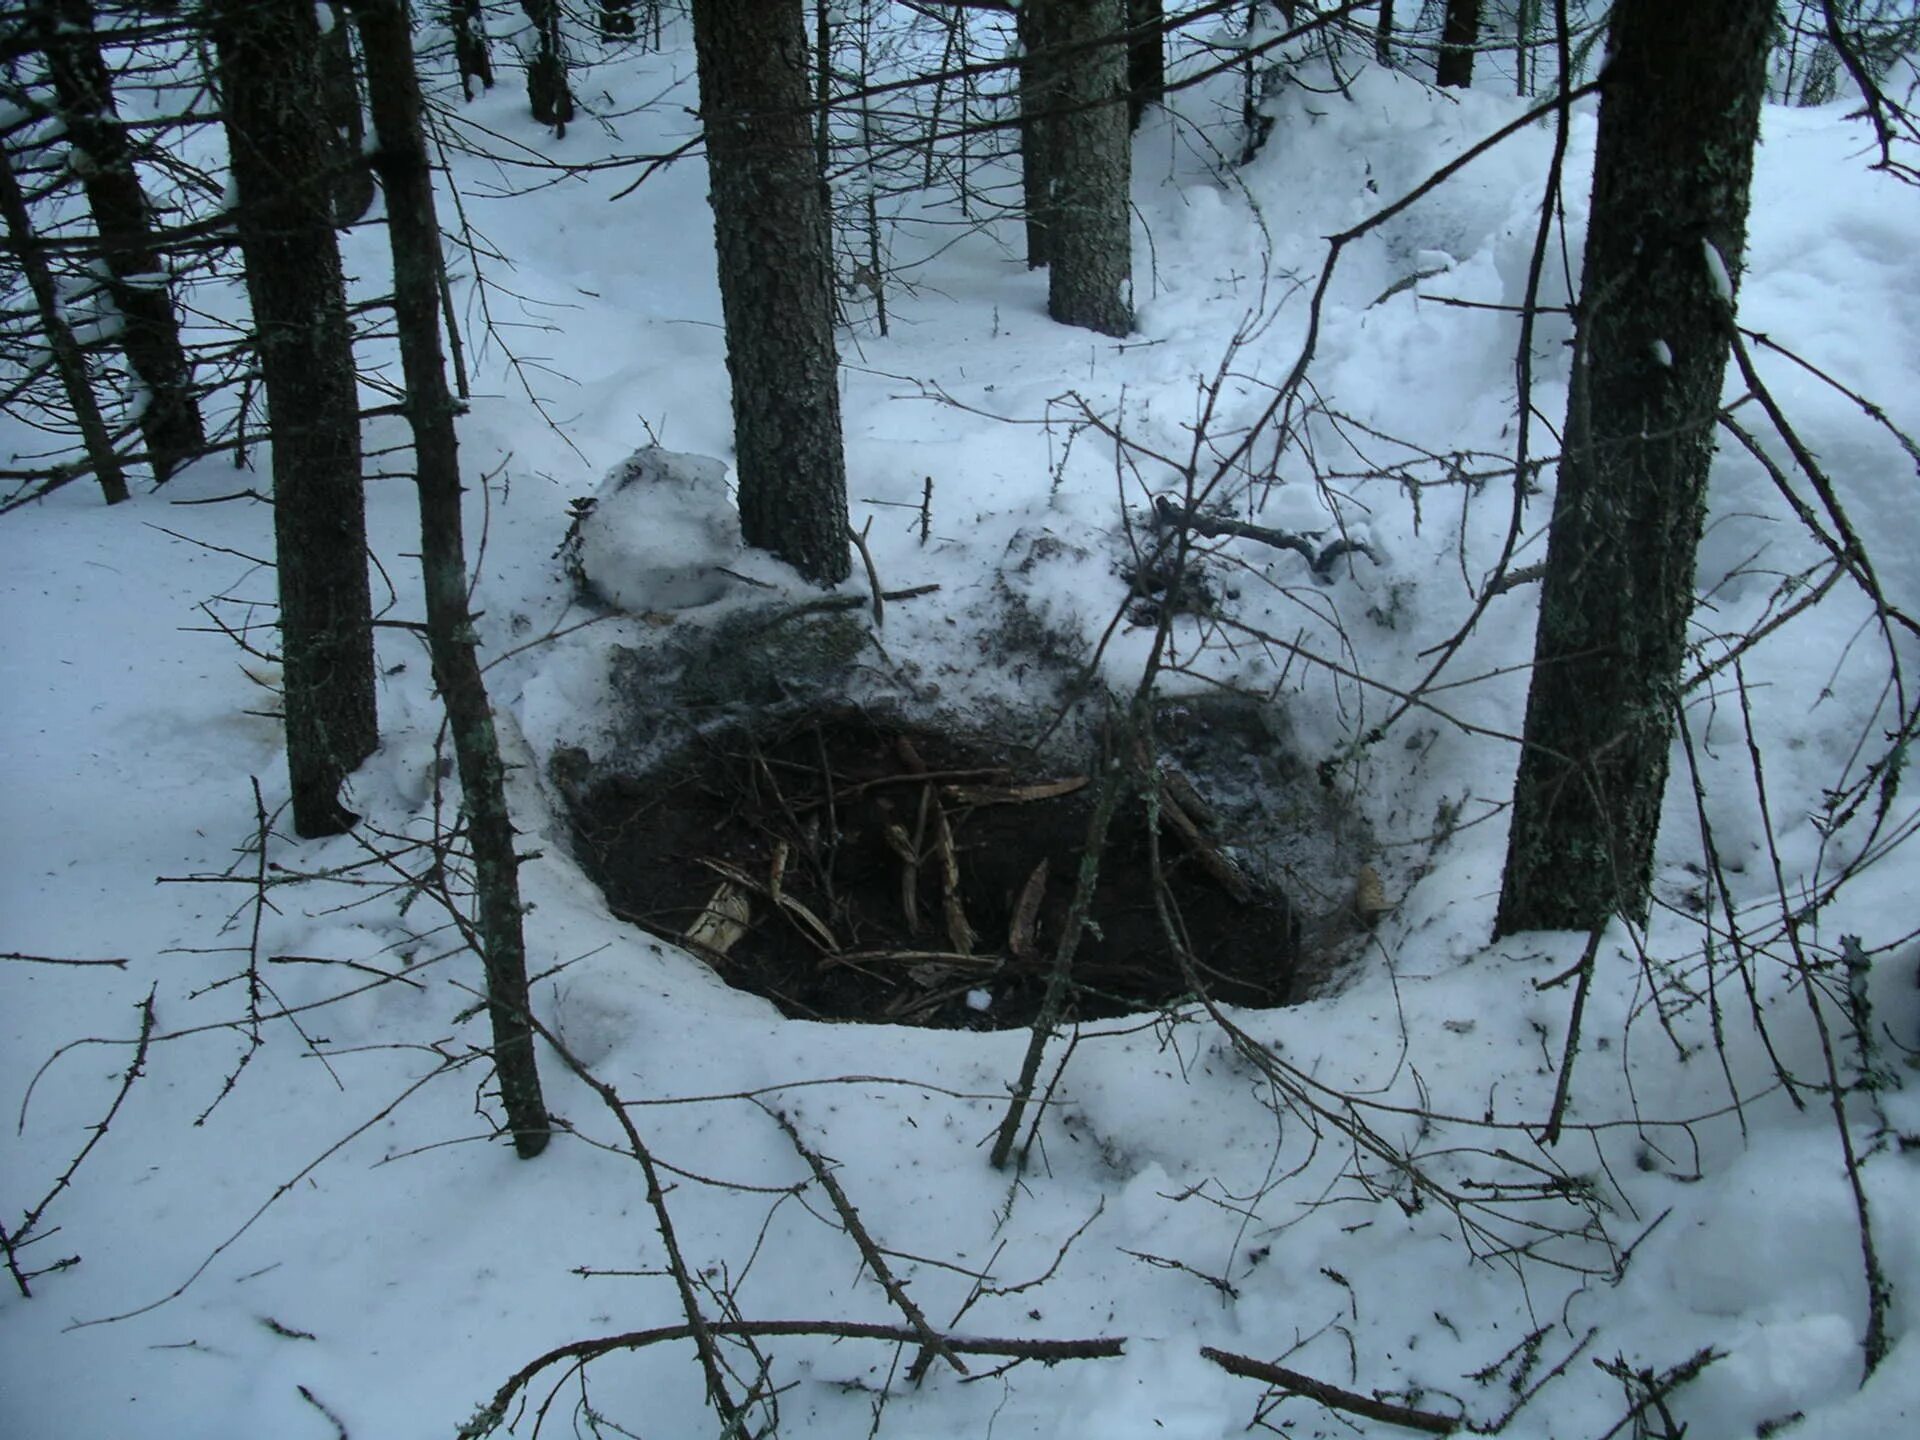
{"left": 562, "top": 710, "right": 1303, "bottom": 1029}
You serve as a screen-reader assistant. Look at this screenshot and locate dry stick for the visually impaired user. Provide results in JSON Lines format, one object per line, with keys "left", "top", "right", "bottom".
{"left": 1591, "top": 1347, "right": 1722, "bottom": 1440}
{"left": 1734, "top": 661, "right": 1892, "bottom": 1380}
{"left": 70, "top": 1056, "right": 464, "bottom": 1328}
{"left": 466, "top": 1321, "right": 1126, "bottom": 1437}
{"left": 1539, "top": 927, "right": 1605, "bottom": 1146}
{"left": 523, "top": 1017, "right": 742, "bottom": 1427}
{"left": 989, "top": 719, "right": 1129, "bottom": 1171}
{"left": 0, "top": 952, "right": 129, "bottom": 969}
{"left": 761, "top": 1105, "right": 967, "bottom": 1380}
{"left": 2, "top": 985, "right": 156, "bottom": 1298}
{"left": 847, "top": 518, "right": 886, "bottom": 626}
{"left": 1201, "top": 1347, "right": 1463, "bottom": 1434}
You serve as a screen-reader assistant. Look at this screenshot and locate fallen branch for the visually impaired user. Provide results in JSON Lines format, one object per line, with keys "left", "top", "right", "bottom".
{"left": 1153, "top": 496, "right": 1382, "bottom": 580}
{"left": 465, "top": 1321, "right": 1126, "bottom": 1437}
{"left": 1201, "top": 1346, "right": 1463, "bottom": 1434}
{"left": 762, "top": 1105, "right": 967, "bottom": 1379}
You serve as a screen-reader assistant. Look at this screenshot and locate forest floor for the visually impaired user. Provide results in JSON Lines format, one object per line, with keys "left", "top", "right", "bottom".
{"left": 3, "top": 16, "right": 1919, "bottom": 1440}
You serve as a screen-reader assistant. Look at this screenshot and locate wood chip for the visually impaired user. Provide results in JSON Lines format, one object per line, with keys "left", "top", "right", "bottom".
{"left": 943, "top": 776, "right": 1087, "bottom": 807}
{"left": 684, "top": 882, "right": 752, "bottom": 959}
{"left": 1008, "top": 857, "right": 1049, "bottom": 960}
{"left": 697, "top": 856, "right": 839, "bottom": 951}
{"left": 1354, "top": 865, "right": 1392, "bottom": 926}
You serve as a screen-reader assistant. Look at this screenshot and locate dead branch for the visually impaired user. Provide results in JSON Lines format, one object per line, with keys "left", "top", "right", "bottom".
{"left": 1201, "top": 1346, "right": 1463, "bottom": 1433}
{"left": 762, "top": 1105, "right": 967, "bottom": 1379}
{"left": 465, "top": 1321, "right": 1126, "bottom": 1437}
{"left": 1153, "top": 495, "right": 1381, "bottom": 580}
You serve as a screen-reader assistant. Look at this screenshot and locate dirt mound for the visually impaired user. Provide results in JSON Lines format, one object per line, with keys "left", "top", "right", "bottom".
{"left": 560, "top": 710, "right": 1305, "bottom": 1029}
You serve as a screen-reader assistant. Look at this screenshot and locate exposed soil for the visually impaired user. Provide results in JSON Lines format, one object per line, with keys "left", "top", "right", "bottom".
{"left": 561, "top": 710, "right": 1304, "bottom": 1029}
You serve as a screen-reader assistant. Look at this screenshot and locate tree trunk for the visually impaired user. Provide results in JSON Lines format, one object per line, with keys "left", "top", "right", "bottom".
{"left": 447, "top": 0, "right": 494, "bottom": 100}
{"left": 213, "top": 0, "right": 379, "bottom": 839}
{"left": 1495, "top": 0, "right": 1772, "bottom": 935}
{"left": 1042, "top": 0, "right": 1133, "bottom": 337}
{"left": 352, "top": 0, "right": 550, "bottom": 1157}
{"left": 0, "top": 143, "right": 128, "bottom": 504}
{"left": 1127, "top": 0, "right": 1164, "bottom": 129}
{"left": 34, "top": 0, "right": 204, "bottom": 483}
{"left": 1375, "top": 0, "right": 1394, "bottom": 65}
{"left": 600, "top": 0, "right": 637, "bottom": 38}
{"left": 519, "top": 0, "right": 574, "bottom": 130}
{"left": 320, "top": 2, "right": 376, "bottom": 225}
{"left": 691, "top": 0, "right": 851, "bottom": 586}
{"left": 1436, "top": 0, "right": 1479, "bottom": 89}
{"left": 1017, "top": 0, "right": 1057, "bottom": 268}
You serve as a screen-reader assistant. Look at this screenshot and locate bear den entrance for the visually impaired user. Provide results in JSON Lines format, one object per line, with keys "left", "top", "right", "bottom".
{"left": 564, "top": 712, "right": 1304, "bottom": 1029}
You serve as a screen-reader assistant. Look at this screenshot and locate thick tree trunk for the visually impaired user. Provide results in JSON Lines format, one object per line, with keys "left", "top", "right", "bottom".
{"left": 1436, "top": 0, "right": 1479, "bottom": 89}
{"left": 320, "top": 3, "right": 376, "bottom": 225}
{"left": 0, "top": 145, "right": 128, "bottom": 504}
{"left": 1017, "top": 1, "right": 1057, "bottom": 269}
{"left": 353, "top": 0, "right": 550, "bottom": 1157}
{"left": 691, "top": 0, "right": 851, "bottom": 586}
{"left": 1495, "top": 0, "right": 1772, "bottom": 934}
{"left": 1375, "top": 0, "right": 1394, "bottom": 65}
{"left": 1043, "top": 0, "right": 1133, "bottom": 337}
{"left": 1127, "top": 0, "right": 1164, "bottom": 128}
{"left": 214, "top": 0, "right": 379, "bottom": 839}
{"left": 34, "top": 0, "right": 204, "bottom": 483}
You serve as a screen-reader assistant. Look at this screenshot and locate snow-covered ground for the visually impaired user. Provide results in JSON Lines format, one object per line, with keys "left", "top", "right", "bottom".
{"left": 4, "top": 16, "right": 1918, "bottom": 1438}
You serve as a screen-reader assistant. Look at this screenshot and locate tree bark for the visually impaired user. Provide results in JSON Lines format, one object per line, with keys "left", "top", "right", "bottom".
{"left": 34, "top": 0, "right": 204, "bottom": 482}
{"left": 1017, "top": 0, "right": 1059, "bottom": 268}
{"left": 519, "top": 0, "right": 574, "bottom": 130}
{"left": 213, "top": 0, "right": 379, "bottom": 838}
{"left": 447, "top": 0, "right": 494, "bottom": 100}
{"left": 1495, "top": 0, "right": 1772, "bottom": 934}
{"left": 0, "top": 143, "right": 128, "bottom": 504}
{"left": 1042, "top": 0, "right": 1133, "bottom": 337}
{"left": 352, "top": 0, "right": 550, "bottom": 1157}
{"left": 1436, "top": 0, "right": 1479, "bottom": 89}
{"left": 1127, "top": 0, "right": 1164, "bottom": 129}
{"left": 691, "top": 0, "right": 851, "bottom": 586}
{"left": 320, "top": 2, "right": 376, "bottom": 225}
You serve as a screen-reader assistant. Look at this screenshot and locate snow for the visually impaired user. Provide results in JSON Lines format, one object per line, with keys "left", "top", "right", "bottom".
{"left": 4, "top": 19, "right": 1918, "bottom": 1440}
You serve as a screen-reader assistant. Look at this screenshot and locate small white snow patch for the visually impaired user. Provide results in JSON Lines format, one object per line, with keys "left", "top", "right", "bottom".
{"left": 1651, "top": 338, "right": 1673, "bottom": 367}
{"left": 965, "top": 988, "right": 992, "bottom": 1012}
{"left": 1703, "top": 239, "right": 1734, "bottom": 302}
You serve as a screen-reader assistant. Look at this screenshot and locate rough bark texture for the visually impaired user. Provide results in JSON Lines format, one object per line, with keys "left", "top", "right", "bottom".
{"left": 692, "top": 0, "right": 851, "bottom": 586}
{"left": 320, "top": 3, "right": 376, "bottom": 225}
{"left": 1127, "top": 0, "right": 1164, "bottom": 128}
{"left": 214, "top": 0, "right": 378, "bottom": 838}
{"left": 1436, "top": 0, "right": 1479, "bottom": 89}
{"left": 1495, "top": 0, "right": 1772, "bottom": 935}
{"left": 1017, "top": 0, "right": 1058, "bottom": 268}
{"left": 35, "top": 0, "right": 204, "bottom": 482}
{"left": 1043, "top": 0, "right": 1133, "bottom": 337}
{"left": 0, "top": 144, "right": 128, "bottom": 504}
{"left": 353, "top": 0, "right": 550, "bottom": 1157}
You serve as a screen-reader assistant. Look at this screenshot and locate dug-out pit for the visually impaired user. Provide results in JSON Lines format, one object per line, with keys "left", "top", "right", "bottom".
{"left": 557, "top": 707, "right": 1344, "bottom": 1030}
